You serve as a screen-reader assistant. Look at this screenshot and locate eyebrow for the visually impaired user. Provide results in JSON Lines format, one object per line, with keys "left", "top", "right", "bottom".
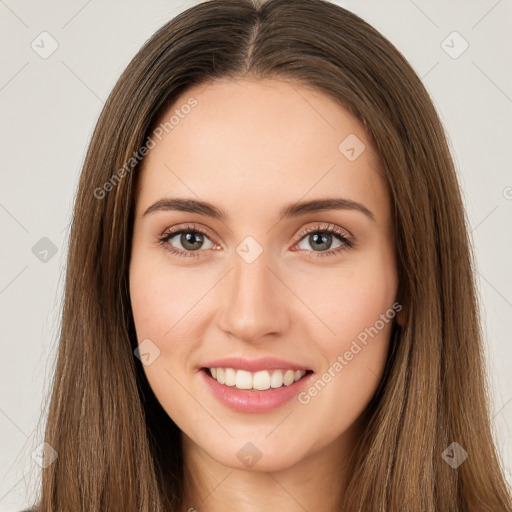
{"left": 143, "top": 197, "right": 376, "bottom": 222}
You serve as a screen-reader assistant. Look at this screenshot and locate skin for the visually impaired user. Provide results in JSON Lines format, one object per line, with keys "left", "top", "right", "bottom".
{"left": 129, "top": 77, "right": 401, "bottom": 512}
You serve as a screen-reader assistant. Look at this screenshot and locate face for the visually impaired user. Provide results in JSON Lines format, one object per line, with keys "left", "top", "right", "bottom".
{"left": 129, "top": 77, "right": 400, "bottom": 473}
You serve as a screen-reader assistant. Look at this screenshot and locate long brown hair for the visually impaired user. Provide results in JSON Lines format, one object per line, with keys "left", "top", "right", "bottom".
{"left": 30, "top": 0, "right": 511, "bottom": 510}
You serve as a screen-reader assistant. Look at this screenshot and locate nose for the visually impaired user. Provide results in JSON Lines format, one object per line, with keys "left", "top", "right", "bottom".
{"left": 216, "top": 250, "right": 291, "bottom": 344}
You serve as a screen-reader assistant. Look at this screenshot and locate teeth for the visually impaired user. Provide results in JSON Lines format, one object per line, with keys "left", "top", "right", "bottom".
{"left": 207, "top": 368, "right": 308, "bottom": 390}
{"left": 270, "top": 370, "right": 283, "bottom": 388}
{"left": 225, "top": 368, "right": 236, "bottom": 386}
{"left": 253, "top": 370, "right": 271, "bottom": 390}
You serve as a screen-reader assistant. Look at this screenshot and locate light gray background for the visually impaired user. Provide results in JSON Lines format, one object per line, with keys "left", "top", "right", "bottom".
{"left": 1, "top": 0, "right": 511, "bottom": 510}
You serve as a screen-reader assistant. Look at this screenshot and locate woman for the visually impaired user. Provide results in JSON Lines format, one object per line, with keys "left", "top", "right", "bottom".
{"left": 27, "top": 0, "right": 512, "bottom": 510}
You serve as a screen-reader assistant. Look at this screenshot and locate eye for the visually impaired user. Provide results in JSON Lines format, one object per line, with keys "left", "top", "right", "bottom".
{"left": 157, "top": 222, "right": 353, "bottom": 259}
{"left": 291, "top": 223, "right": 353, "bottom": 259}
{"left": 157, "top": 223, "right": 217, "bottom": 258}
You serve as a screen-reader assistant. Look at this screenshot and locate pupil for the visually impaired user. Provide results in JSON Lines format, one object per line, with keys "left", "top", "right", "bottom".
{"left": 182, "top": 232, "right": 203, "bottom": 250}
{"left": 311, "top": 232, "right": 331, "bottom": 251}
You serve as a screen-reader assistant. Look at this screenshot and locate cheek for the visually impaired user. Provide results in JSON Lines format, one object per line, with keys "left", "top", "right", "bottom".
{"left": 129, "top": 249, "right": 204, "bottom": 340}
{"left": 129, "top": 258, "right": 203, "bottom": 420}
{"left": 129, "top": 250, "right": 210, "bottom": 387}
{"left": 292, "top": 247, "right": 398, "bottom": 347}
{"left": 290, "top": 244, "right": 398, "bottom": 416}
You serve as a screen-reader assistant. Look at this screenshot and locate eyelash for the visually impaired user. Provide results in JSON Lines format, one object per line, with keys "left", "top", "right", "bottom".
{"left": 156, "top": 222, "right": 353, "bottom": 260}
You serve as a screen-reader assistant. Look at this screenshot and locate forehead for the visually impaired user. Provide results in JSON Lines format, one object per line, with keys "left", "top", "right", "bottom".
{"left": 135, "top": 77, "right": 389, "bottom": 221}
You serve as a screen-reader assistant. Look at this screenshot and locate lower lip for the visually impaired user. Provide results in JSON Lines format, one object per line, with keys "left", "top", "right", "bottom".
{"left": 200, "top": 369, "right": 314, "bottom": 413}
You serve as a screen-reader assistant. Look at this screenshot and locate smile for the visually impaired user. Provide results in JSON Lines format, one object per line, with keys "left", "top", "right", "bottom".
{"left": 200, "top": 367, "right": 315, "bottom": 413}
{"left": 205, "top": 367, "right": 312, "bottom": 390}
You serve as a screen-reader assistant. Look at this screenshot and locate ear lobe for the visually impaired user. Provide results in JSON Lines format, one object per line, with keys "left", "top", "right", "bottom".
{"left": 393, "top": 295, "right": 407, "bottom": 327}
{"left": 395, "top": 304, "right": 407, "bottom": 327}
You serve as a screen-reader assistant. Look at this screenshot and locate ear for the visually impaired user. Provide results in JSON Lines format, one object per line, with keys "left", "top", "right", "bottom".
{"left": 396, "top": 305, "right": 407, "bottom": 327}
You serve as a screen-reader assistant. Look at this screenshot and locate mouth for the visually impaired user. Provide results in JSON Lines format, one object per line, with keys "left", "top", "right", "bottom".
{"left": 201, "top": 367, "right": 315, "bottom": 391}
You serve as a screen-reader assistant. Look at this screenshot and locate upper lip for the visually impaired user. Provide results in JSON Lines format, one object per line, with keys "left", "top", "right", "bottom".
{"left": 201, "top": 356, "right": 312, "bottom": 373}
